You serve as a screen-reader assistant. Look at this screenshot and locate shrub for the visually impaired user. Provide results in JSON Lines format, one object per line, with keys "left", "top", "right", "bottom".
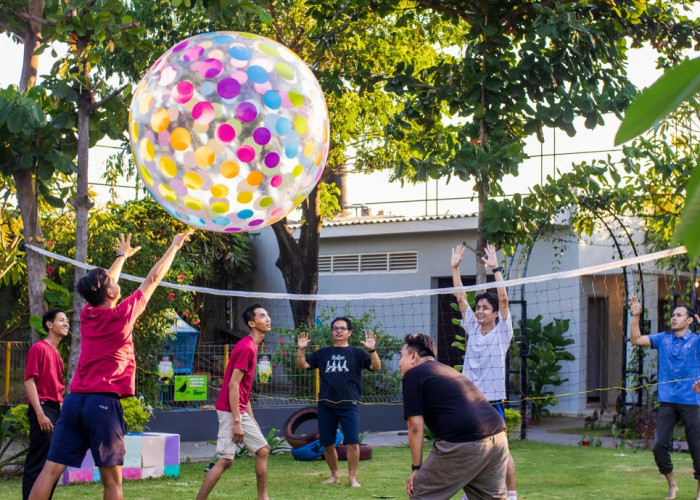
{"left": 504, "top": 408, "right": 522, "bottom": 439}
{"left": 5, "top": 405, "right": 29, "bottom": 439}
{"left": 121, "top": 397, "right": 153, "bottom": 433}
{"left": 273, "top": 307, "right": 403, "bottom": 401}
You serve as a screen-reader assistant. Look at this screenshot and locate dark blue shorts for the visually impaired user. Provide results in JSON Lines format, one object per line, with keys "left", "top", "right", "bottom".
{"left": 489, "top": 401, "right": 506, "bottom": 422}
{"left": 317, "top": 403, "right": 360, "bottom": 447}
{"left": 47, "top": 393, "right": 126, "bottom": 468}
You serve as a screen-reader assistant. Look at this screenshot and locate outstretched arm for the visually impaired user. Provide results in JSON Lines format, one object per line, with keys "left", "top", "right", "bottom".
{"left": 482, "top": 243, "right": 509, "bottom": 320}
{"left": 108, "top": 233, "right": 141, "bottom": 282}
{"left": 138, "top": 229, "right": 193, "bottom": 302}
{"left": 361, "top": 331, "right": 381, "bottom": 371}
{"left": 451, "top": 245, "right": 469, "bottom": 317}
{"left": 628, "top": 296, "right": 651, "bottom": 346}
{"left": 296, "top": 332, "right": 311, "bottom": 370}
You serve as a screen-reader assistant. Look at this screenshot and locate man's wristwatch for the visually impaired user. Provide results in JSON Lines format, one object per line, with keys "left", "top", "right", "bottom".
{"left": 367, "top": 348, "right": 376, "bottom": 353}
{"left": 116, "top": 252, "right": 126, "bottom": 259}
{"left": 491, "top": 265, "right": 503, "bottom": 273}
{"left": 411, "top": 464, "right": 421, "bottom": 471}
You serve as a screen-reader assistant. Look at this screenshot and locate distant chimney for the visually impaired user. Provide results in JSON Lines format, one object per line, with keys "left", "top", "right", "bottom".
{"left": 328, "top": 164, "right": 348, "bottom": 213}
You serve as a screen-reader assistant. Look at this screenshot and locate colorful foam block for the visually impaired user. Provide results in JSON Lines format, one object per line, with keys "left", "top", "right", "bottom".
{"left": 60, "top": 432, "right": 180, "bottom": 485}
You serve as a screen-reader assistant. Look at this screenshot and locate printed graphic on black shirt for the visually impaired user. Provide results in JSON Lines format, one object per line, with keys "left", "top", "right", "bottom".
{"left": 325, "top": 354, "right": 349, "bottom": 373}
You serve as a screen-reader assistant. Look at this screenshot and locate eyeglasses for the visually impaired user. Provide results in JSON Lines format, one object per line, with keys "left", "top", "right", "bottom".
{"left": 331, "top": 327, "right": 348, "bottom": 332}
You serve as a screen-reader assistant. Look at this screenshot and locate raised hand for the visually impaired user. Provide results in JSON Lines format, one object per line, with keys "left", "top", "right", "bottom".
{"left": 628, "top": 296, "right": 642, "bottom": 316}
{"left": 115, "top": 233, "right": 141, "bottom": 258}
{"left": 172, "top": 229, "right": 195, "bottom": 249}
{"left": 693, "top": 380, "right": 700, "bottom": 394}
{"left": 360, "top": 330, "right": 377, "bottom": 351}
{"left": 298, "top": 332, "right": 310, "bottom": 349}
{"left": 451, "top": 245, "right": 465, "bottom": 269}
{"left": 481, "top": 243, "right": 498, "bottom": 269}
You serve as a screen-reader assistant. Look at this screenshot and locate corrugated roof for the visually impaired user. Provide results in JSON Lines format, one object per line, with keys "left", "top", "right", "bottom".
{"left": 320, "top": 212, "right": 477, "bottom": 227}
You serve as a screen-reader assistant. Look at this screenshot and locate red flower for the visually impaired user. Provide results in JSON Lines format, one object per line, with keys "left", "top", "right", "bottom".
{"left": 46, "top": 241, "right": 55, "bottom": 249}
{"left": 177, "top": 274, "right": 186, "bottom": 280}
{"left": 278, "top": 338, "right": 284, "bottom": 345}
{"left": 167, "top": 292, "right": 175, "bottom": 301}
{"left": 272, "top": 364, "right": 277, "bottom": 369}
{"left": 45, "top": 265, "right": 55, "bottom": 276}
{"left": 193, "top": 319, "right": 201, "bottom": 326}
{"left": 281, "top": 350, "right": 287, "bottom": 357}
{"left": 182, "top": 309, "right": 190, "bottom": 317}
{"left": 153, "top": 255, "right": 158, "bottom": 261}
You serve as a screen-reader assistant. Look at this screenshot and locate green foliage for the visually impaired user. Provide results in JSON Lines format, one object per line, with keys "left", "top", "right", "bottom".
{"left": 504, "top": 407, "right": 521, "bottom": 438}
{"left": 274, "top": 306, "right": 403, "bottom": 400}
{"left": 510, "top": 315, "right": 575, "bottom": 422}
{"left": 42, "top": 197, "right": 255, "bottom": 403}
{"left": 0, "top": 407, "right": 28, "bottom": 470}
{"left": 121, "top": 396, "right": 153, "bottom": 433}
{"left": 233, "top": 427, "right": 289, "bottom": 458}
{"left": 5, "top": 404, "right": 30, "bottom": 439}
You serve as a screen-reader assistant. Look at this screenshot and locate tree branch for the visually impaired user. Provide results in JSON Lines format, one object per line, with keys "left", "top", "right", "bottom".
{"left": 91, "top": 84, "right": 127, "bottom": 110}
{"left": 0, "top": 21, "right": 25, "bottom": 41}
{"left": 17, "top": 12, "right": 56, "bottom": 27}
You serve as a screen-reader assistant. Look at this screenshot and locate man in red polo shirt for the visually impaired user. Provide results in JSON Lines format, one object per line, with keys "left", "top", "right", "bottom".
{"left": 22, "top": 308, "right": 69, "bottom": 500}
{"left": 29, "top": 230, "right": 192, "bottom": 500}
{"left": 196, "top": 303, "right": 271, "bottom": 500}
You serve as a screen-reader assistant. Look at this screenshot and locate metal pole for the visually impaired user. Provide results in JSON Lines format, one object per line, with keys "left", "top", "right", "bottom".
{"left": 4, "top": 343, "right": 11, "bottom": 404}
{"left": 315, "top": 345, "right": 320, "bottom": 402}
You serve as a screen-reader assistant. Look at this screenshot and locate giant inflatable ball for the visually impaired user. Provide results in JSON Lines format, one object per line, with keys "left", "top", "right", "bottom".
{"left": 128, "top": 32, "right": 329, "bottom": 232}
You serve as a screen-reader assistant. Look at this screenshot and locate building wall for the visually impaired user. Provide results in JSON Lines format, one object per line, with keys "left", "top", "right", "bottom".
{"left": 248, "top": 216, "right": 660, "bottom": 417}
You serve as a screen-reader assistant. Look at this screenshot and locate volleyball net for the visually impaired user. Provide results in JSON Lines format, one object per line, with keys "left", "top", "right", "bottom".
{"left": 22, "top": 244, "right": 694, "bottom": 418}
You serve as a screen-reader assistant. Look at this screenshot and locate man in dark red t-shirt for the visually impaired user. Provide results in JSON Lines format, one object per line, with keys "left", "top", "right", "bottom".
{"left": 196, "top": 303, "right": 271, "bottom": 500}
{"left": 29, "top": 230, "right": 192, "bottom": 500}
{"left": 22, "top": 308, "right": 69, "bottom": 500}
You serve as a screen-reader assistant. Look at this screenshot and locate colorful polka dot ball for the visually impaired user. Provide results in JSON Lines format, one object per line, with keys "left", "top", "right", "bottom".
{"left": 128, "top": 32, "right": 330, "bottom": 232}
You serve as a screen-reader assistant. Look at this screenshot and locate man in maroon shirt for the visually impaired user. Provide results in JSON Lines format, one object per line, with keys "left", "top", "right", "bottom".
{"left": 196, "top": 303, "right": 271, "bottom": 500}
{"left": 22, "top": 308, "right": 69, "bottom": 500}
{"left": 29, "top": 230, "right": 192, "bottom": 500}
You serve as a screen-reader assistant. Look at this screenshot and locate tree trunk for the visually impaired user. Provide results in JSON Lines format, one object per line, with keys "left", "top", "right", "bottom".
{"left": 18, "top": 0, "right": 47, "bottom": 343}
{"left": 67, "top": 40, "right": 93, "bottom": 386}
{"left": 271, "top": 185, "right": 322, "bottom": 328}
{"left": 14, "top": 170, "right": 46, "bottom": 343}
{"left": 476, "top": 186, "right": 486, "bottom": 285}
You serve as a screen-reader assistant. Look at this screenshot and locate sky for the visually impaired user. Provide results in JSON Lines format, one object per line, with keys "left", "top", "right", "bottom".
{"left": 1, "top": 10, "right": 698, "bottom": 218}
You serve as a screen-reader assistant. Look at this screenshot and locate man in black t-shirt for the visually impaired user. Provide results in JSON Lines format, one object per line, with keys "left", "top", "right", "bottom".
{"left": 400, "top": 333, "right": 508, "bottom": 500}
{"left": 297, "top": 317, "right": 381, "bottom": 487}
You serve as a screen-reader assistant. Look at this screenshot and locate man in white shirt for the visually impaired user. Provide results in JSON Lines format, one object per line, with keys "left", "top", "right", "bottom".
{"left": 452, "top": 243, "right": 518, "bottom": 500}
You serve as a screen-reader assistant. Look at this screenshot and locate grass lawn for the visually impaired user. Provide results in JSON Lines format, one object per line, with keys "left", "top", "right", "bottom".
{"left": 2, "top": 440, "right": 697, "bottom": 499}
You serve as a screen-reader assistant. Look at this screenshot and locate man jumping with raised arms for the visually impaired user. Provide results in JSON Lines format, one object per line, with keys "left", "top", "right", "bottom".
{"left": 452, "top": 243, "right": 518, "bottom": 500}
{"left": 29, "top": 231, "right": 192, "bottom": 500}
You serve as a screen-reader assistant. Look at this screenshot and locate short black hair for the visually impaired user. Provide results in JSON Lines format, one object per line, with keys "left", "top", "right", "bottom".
{"left": 475, "top": 291, "right": 499, "bottom": 313}
{"left": 331, "top": 316, "right": 352, "bottom": 331}
{"left": 403, "top": 333, "right": 436, "bottom": 358}
{"left": 42, "top": 308, "right": 65, "bottom": 333}
{"left": 242, "top": 303, "right": 264, "bottom": 325}
{"left": 676, "top": 305, "right": 695, "bottom": 318}
{"left": 77, "top": 268, "right": 111, "bottom": 307}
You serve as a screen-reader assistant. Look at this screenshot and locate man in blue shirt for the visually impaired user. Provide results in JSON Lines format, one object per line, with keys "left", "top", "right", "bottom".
{"left": 629, "top": 296, "right": 699, "bottom": 500}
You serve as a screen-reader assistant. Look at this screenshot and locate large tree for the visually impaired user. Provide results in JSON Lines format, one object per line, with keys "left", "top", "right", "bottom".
{"left": 1, "top": 0, "right": 154, "bottom": 381}
{"left": 105, "top": 0, "right": 442, "bottom": 327}
{"left": 315, "top": 0, "right": 700, "bottom": 283}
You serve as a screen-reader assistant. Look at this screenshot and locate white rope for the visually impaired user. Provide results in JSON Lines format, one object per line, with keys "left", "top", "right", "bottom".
{"left": 26, "top": 244, "right": 686, "bottom": 300}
